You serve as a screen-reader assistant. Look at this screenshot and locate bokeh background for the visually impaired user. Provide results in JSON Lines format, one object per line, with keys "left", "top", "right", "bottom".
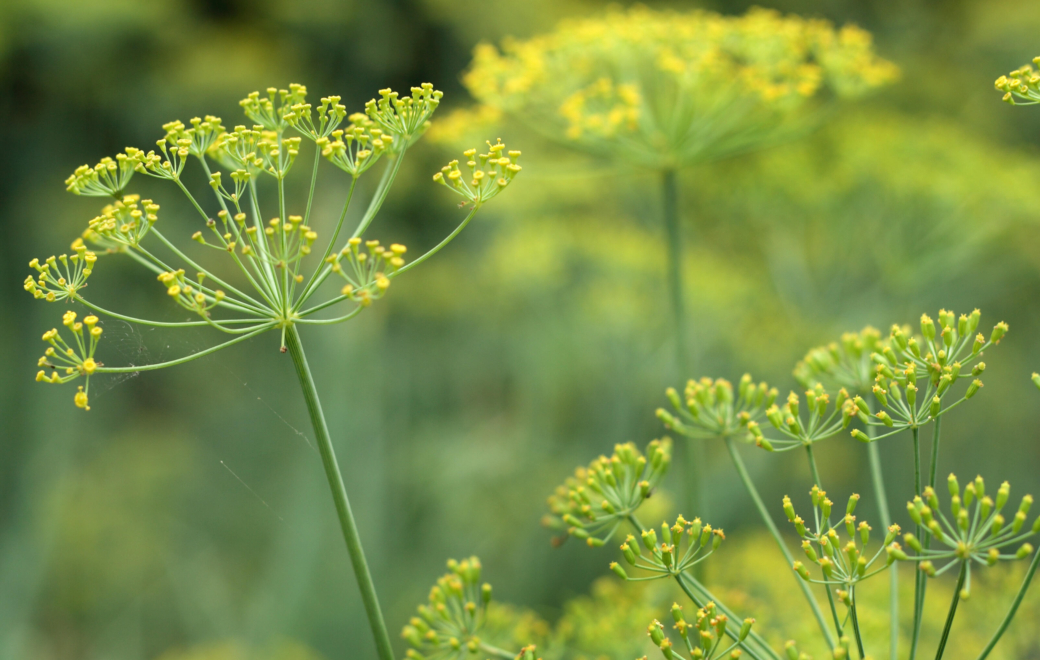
{"left": 2, "top": 1, "right": 1040, "bottom": 659}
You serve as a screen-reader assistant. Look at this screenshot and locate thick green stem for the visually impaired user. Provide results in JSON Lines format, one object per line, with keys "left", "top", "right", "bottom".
{"left": 865, "top": 399, "right": 897, "bottom": 660}
{"left": 934, "top": 562, "right": 967, "bottom": 660}
{"left": 724, "top": 437, "right": 836, "bottom": 649}
{"left": 661, "top": 168, "right": 706, "bottom": 573}
{"left": 976, "top": 546, "right": 1040, "bottom": 659}
{"left": 284, "top": 325, "right": 395, "bottom": 660}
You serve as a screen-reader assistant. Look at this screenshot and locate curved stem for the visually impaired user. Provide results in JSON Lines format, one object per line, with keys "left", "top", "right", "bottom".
{"left": 975, "top": 547, "right": 1040, "bottom": 659}
{"left": 394, "top": 207, "right": 479, "bottom": 276}
{"left": 96, "top": 324, "right": 274, "bottom": 372}
{"left": 296, "top": 306, "right": 364, "bottom": 325}
{"left": 934, "top": 562, "right": 967, "bottom": 660}
{"left": 283, "top": 325, "right": 395, "bottom": 660}
{"left": 805, "top": 443, "right": 823, "bottom": 489}
{"left": 724, "top": 437, "right": 836, "bottom": 649}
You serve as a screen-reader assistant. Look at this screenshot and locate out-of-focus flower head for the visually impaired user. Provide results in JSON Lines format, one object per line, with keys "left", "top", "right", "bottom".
{"left": 442, "top": 6, "right": 898, "bottom": 169}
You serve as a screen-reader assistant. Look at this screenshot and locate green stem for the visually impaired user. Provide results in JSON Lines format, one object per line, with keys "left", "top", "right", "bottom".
{"left": 864, "top": 399, "right": 897, "bottom": 660}
{"left": 975, "top": 546, "right": 1040, "bottom": 659}
{"left": 910, "top": 427, "right": 926, "bottom": 660}
{"left": 934, "top": 562, "right": 967, "bottom": 660}
{"left": 850, "top": 589, "right": 866, "bottom": 659}
{"left": 662, "top": 168, "right": 706, "bottom": 577}
{"left": 283, "top": 325, "right": 395, "bottom": 660}
{"left": 724, "top": 437, "right": 836, "bottom": 650}
{"left": 929, "top": 417, "right": 942, "bottom": 488}
{"left": 805, "top": 443, "right": 823, "bottom": 489}
{"left": 394, "top": 207, "right": 479, "bottom": 276}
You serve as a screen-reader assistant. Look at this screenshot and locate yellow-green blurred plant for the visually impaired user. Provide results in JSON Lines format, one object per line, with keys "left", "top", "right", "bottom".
{"left": 24, "top": 83, "right": 521, "bottom": 660}
{"left": 439, "top": 5, "right": 897, "bottom": 529}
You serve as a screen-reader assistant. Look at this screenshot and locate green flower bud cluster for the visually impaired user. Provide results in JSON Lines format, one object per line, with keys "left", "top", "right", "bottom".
{"left": 329, "top": 238, "right": 407, "bottom": 307}
{"left": 994, "top": 58, "right": 1040, "bottom": 105}
{"left": 785, "top": 487, "right": 893, "bottom": 589}
{"left": 852, "top": 310, "right": 1004, "bottom": 438}
{"left": 319, "top": 113, "right": 393, "bottom": 179}
{"left": 81, "top": 194, "right": 159, "bottom": 250}
{"left": 656, "top": 375, "right": 778, "bottom": 446}
{"left": 433, "top": 140, "right": 522, "bottom": 207}
{"left": 612, "top": 516, "right": 724, "bottom": 581}
{"left": 24, "top": 243, "right": 97, "bottom": 303}
{"left": 758, "top": 385, "right": 855, "bottom": 452}
{"left": 65, "top": 149, "right": 140, "bottom": 197}
{"left": 401, "top": 557, "right": 495, "bottom": 660}
{"left": 545, "top": 439, "right": 671, "bottom": 546}
{"left": 889, "top": 474, "right": 1038, "bottom": 597}
{"left": 35, "top": 310, "right": 103, "bottom": 411}
{"left": 793, "top": 326, "right": 885, "bottom": 396}
{"left": 645, "top": 601, "right": 752, "bottom": 660}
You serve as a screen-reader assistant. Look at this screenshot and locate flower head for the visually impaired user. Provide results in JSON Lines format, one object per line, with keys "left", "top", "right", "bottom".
{"left": 447, "top": 6, "right": 897, "bottom": 168}
{"left": 402, "top": 557, "right": 494, "bottom": 660}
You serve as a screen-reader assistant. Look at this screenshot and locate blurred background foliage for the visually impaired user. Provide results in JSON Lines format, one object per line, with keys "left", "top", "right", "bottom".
{"left": 2, "top": 0, "right": 1040, "bottom": 659}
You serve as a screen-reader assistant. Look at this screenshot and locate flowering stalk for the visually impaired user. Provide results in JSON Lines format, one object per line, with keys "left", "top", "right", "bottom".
{"left": 28, "top": 83, "right": 522, "bottom": 660}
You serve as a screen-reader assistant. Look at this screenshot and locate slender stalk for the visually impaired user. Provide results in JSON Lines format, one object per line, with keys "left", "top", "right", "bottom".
{"left": 283, "top": 325, "right": 395, "bottom": 660}
{"left": 934, "top": 562, "right": 967, "bottom": 660}
{"left": 394, "top": 207, "right": 479, "bottom": 276}
{"left": 724, "top": 437, "right": 836, "bottom": 649}
{"left": 661, "top": 168, "right": 706, "bottom": 575}
{"left": 805, "top": 443, "right": 823, "bottom": 489}
{"left": 910, "top": 426, "right": 925, "bottom": 660}
{"left": 850, "top": 589, "right": 866, "bottom": 659}
{"left": 975, "top": 546, "right": 1040, "bottom": 659}
{"left": 865, "top": 398, "right": 897, "bottom": 660}
{"left": 928, "top": 417, "right": 942, "bottom": 488}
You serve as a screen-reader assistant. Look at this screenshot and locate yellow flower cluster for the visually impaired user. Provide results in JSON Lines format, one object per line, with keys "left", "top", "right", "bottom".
{"left": 433, "top": 140, "right": 521, "bottom": 207}
{"left": 81, "top": 194, "right": 159, "bottom": 251}
{"left": 318, "top": 113, "right": 393, "bottom": 178}
{"left": 450, "top": 6, "right": 898, "bottom": 168}
{"left": 995, "top": 58, "right": 1040, "bottom": 105}
{"left": 329, "top": 238, "right": 407, "bottom": 307}
{"left": 24, "top": 243, "right": 97, "bottom": 302}
{"left": 36, "top": 311, "right": 103, "bottom": 410}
